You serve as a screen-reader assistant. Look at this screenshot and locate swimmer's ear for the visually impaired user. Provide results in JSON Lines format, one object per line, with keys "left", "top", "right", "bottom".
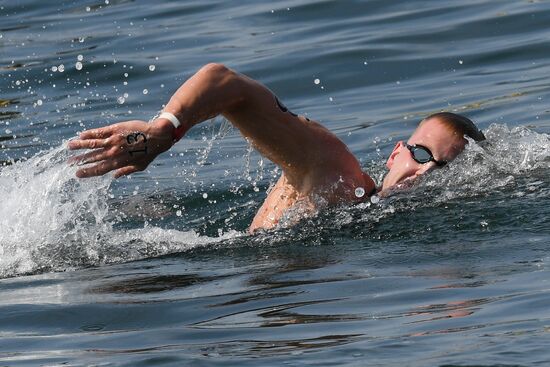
{"left": 386, "top": 141, "right": 403, "bottom": 169}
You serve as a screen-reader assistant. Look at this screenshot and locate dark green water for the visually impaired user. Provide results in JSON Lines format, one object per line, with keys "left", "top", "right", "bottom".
{"left": 1, "top": 0, "right": 550, "bottom": 366}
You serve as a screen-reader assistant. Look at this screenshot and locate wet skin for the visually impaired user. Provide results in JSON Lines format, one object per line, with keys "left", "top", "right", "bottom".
{"left": 382, "top": 118, "right": 467, "bottom": 191}
{"left": 68, "top": 64, "right": 465, "bottom": 232}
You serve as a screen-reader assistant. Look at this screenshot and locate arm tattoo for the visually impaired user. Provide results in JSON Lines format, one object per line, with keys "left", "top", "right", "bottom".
{"left": 275, "top": 96, "right": 310, "bottom": 121}
{"left": 126, "top": 132, "right": 148, "bottom": 156}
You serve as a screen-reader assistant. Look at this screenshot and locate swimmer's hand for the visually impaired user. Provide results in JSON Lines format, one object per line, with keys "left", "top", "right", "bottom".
{"left": 68, "top": 119, "right": 174, "bottom": 178}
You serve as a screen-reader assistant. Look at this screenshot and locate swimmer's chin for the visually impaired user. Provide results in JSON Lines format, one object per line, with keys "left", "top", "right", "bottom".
{"left": 379, "top": 175, "right": 418, "bottom": 197}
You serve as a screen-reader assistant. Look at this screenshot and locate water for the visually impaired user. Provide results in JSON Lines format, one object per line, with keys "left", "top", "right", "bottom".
{"left": 1, "top": 0, "right": 550, "bottom": 365}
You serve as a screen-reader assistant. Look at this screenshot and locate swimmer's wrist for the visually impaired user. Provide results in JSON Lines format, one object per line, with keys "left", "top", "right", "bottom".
{"left": 152, "top": 111, "right": 191, "bottom": 143}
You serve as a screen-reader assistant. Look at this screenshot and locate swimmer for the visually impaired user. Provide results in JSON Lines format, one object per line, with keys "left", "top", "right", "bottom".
{"left": 68, "top": 63, "right": 485, "bottom": 232}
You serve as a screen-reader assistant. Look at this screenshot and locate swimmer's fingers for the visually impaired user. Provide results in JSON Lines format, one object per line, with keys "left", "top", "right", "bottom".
{"left": 113, "top": 165, "right": 141, "bottom": 178}
{"left": 78, "top": 125, "right": 117, "bottom": 140}
{"left": 69, "top": 148, "right": 115, "bottom": 165}
{"left": 75, "top": 158, "right": 129, "bottom": 178}
{"left": 68, "top": 137, "right": 112, "bottom": 150}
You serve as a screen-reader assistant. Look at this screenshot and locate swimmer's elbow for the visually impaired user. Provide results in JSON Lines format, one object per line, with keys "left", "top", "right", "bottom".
{"left": 197, "top": 63, "right": 240, "bottom": 88}
{"left": 198, "top": 63, "right": 232, "bottom": 78}
{"left": 196, "top": 63, "right": 247, "bottom": 108}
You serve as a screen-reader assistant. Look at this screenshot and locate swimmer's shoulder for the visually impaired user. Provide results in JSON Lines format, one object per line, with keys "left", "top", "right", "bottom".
{"left": 362, "top": 171, "right": 378, "bottom": 197}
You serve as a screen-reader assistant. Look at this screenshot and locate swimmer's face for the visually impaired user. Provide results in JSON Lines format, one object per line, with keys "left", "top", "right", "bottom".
{"left": 381, "top": 117, "right": 467, "bottom": 191}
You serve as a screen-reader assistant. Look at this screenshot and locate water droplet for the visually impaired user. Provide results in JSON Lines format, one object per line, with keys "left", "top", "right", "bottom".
{"left": 124, "top": 72, "right": 128, "bottom": 77}
{"left": 36, "top": 99, "right": 43, "bottom": 106}
{"left": 148, "top": 64, "right": 155, "bottom": 71}
{"left": 370, "top": 195, "right": 380, "bottom": 204}
{"left": 58, "top": 64, "right": 65, "bottom": 72}
{"left": 142, "top": 89, "right": 148, "bottom": 95}
{"left": 355, "top": 187, "right": 365, "bottom": 198}
{"left": 75, "top": 62, "right": 83, "bottom": 70}
{"left": 51, "top": 66, "right": 58, "bottom": 72}
{"left": 85, "top": 6, "right": 91, "bottom": 11}
{"left": 176, "top": 210, "right": 182, "bottom": 217}
{"left": 314, "top": 78, "right": 320, "bottom": 85}
{"left": 105, "top": 0, "right": 109, "bottom": 4}
{"left": 117, "top": 97, "right": 125, "bottom": 104}
{"left": 459, "top": 60, "right": 464, "bottom": 65}
{"left": 77, "top": 54, "right": 83, "bottom": 61}
{"left": 78, "top": 37, "right": 85, "bottom": 43}
{"left": 202, "top": 193, "right": 208, "bottom": 199}
{"left": 329, "top": 97, "right": 333, "bottom": 101}
{"left": 15, "top": 80, "right": 21, "bottom": 86}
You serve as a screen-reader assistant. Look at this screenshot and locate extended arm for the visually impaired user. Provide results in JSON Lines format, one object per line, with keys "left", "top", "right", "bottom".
{"left": 69, "top": 64, "right": 366, "bottom": 194}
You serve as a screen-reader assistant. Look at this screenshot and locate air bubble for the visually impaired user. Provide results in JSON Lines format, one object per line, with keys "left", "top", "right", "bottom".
{"left": 36, "top": 99, "right": 43, "bottom": 106}
{"left": 77, "top": 54, "right": 83, "bottom": 61}
{"left": 117, "top": 97, "right": 125, "bottom": 104}
{"left": 75, "top": 62, "right": 83, "bottom": 70}
{"left": 355, "top": 187, "right": 365, "bottom": 198}
{"left": 459, "top": 60, "right": 464, "bottom": 65}
{"left": 142, "top": 89, "right": 148, "bottom": 95}
{"left": 370, "top": 195, "right": 380, "bottom": 204}
{"left": 314, "top": 78, "right": 320, "bottom": 85}
{"left": 176, "top": 210, "right": 182, "bottom": 217}
{"left": 85, "top": 6, "right": 91, "bottom": 11}
{"left": 51, "top": 66, "right": 58, "bottom": 72}
{"left": 58, "top": 64, "right": 65, "bottom": 72}
{"left": 202, "top": 193, "right": 208, "bottom": 199}
{"left": 148, "top": 65, "right": 155, "bottom": 71}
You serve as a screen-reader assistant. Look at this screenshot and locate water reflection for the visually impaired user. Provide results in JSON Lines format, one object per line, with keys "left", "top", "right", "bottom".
{"left": 198, "top": 334, "right": 365, "bottom": 358}
{"left": 91, "top": 273, "right": 233, "bottom": 294}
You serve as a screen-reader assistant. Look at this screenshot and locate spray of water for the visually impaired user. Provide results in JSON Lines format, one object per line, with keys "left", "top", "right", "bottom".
{"left": 0, "top": 124, "right": 547, "bottom": 277}
{"left": 0, "top": 144, "right": 241, "bottom": 278}
{"left": 356, "top": 124, "right": 550, "bottom": 222}
{"left": 421, "top": 123, "right": 550, "bottom": 200}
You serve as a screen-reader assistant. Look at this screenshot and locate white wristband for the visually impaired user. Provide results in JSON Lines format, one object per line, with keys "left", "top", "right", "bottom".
{"left": 158, "top": 112, "right": 181, "bottom": 129}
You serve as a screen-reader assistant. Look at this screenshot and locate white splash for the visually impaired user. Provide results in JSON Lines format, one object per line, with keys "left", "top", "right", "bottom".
{"left": 0, "top": 144, "right": 241, "bottom": 278}
{"left": 344, "top": 124, "right": 550, "bottom": 226}
{"left": 420, "top": 123, "right": 550, "bottom": 201}
{"left": 0, "top": 145, "right": 110, "bottom": 276}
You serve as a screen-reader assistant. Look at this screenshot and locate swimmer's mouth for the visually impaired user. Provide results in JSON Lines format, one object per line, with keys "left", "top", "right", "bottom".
{"left": 390, "top": 175, "right": 418, "bottom": 192}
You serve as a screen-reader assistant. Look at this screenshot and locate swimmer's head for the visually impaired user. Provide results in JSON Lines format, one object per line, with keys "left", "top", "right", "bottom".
{"left": 381, "top": 112, "right": 485, "bottom": 191}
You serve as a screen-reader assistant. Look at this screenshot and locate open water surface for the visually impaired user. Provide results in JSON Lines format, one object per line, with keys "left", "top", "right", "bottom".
{"left": 1, "top": 0, "right": 550, "bottom": 366}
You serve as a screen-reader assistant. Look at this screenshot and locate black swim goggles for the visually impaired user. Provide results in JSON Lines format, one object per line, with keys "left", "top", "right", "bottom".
{"left": 405, "top": 143, "right": 447, "bottom": 166}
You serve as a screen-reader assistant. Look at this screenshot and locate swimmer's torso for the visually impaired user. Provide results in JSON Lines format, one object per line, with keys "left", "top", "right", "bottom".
{"left": 250, "top": 174, "right": 303, "bottom": 232}
{"left": 249, "top": 171, "right": 376, "bottom": 233}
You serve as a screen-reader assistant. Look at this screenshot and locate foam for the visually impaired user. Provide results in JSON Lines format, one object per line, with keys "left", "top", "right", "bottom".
{"left": 0, "top": 144, "right": 241, "bottom": 278}
{"left": 0, "top": 124, "right": 547, "bottom": 278}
